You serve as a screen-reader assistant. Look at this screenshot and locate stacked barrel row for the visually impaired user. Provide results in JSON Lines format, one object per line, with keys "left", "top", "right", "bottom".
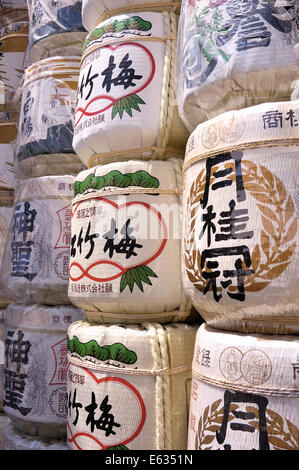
{"left": 177, "top": 0, "right": 299, "bottom": 450}
{"left": 0, "top": 0, "right": 87, "bottom": 450}
{"left": 56, "top": 0, "right": 299, "bottom": 451}
{"left": 64, "top": 0, "right": 202, "bottom": 451}
{"left": 0, "top": 0, "right": 298, "bottom": 451}
{"left": 0, "top": 0, "right": 29, "bottom": 447}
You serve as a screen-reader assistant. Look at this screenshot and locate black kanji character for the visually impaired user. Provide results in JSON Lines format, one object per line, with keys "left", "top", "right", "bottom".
{"left": 201, "top": 246, "right": 254, "bottom": 302}
{"left": 85, "top": 392, "right": 121, "bottom": 436}
{"left": 5, "top": 330, "right": 31, "bottom": 373}
{"left": 285, "top": 109, "right": 298, "bottom": 127}
{"left": 12, "top": 201, "right": 37, "bottom": 242}
{"left": 201, "top": 152, "right": 246, "bottom": 210}
{"left": 101, "top": 53, "right": 142, "bottom": 93}
{"left": 103, "top": 218, "right": 143, "bottom": 259}
{"left": 3, "top": 369, "right": 32, "bottom": 416}
{"left": 11, "top": 240, "right": 37, "bottom": 281}
{"left": 216, "top": 200, "right": 254, "bottom": 242}
{"left": 84, "top": 222, "right": 99, "bottom": 259}
{"left": 68, "top": 389, "right": 82, "bottom": 426}
{"left": 79, "top": 64, "right": 99, "bottom": 100}
{"left": 199, "top": 205, "right": 216, "bottom": 247}
{"left": 262, "top": 110, "right": 283, "bottom": 129}
{"left": 216, "top": 390, "right": 270, "bottom": 450}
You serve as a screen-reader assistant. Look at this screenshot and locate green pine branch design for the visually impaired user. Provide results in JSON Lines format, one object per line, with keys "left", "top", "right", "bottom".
{"left": 120, "top": 265, "right": 158, "bottom": 293}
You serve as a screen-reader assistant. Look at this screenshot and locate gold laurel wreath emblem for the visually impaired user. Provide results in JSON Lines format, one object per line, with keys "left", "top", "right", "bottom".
{"left": 184, "top": 160, "right": 298, "bottom": 295}
{"left": 195, "top": 399, "right": 299, "bottom": 450}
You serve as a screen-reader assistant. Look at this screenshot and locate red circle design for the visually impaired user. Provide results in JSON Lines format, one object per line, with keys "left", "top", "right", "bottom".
{"left": 75, "top": 42, "right": 156, "bottom": 127}
{"left": 67, "top": 371, "right": 146, "bottom": 450}
{"left": 70, "top": 197, "right": 168, "bottom": 282}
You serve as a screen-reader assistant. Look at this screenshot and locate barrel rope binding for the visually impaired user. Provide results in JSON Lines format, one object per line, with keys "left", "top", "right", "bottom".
{"left": 85, "top": 11, "right": 184, "bottom": 168}
{"left": 192, "top": 368, "right": 299, "bottom": 398}
{"left": 167, "top": 157, "right": 193, "bottom": 318}
{"left": 87, "top": 146, "right": 185, "bottom": 168}
{"left": 184, "top": 137, "right": 299, "bottom": 172}
{"left": 143, "top": 322, "right": 165, "bottom": 449}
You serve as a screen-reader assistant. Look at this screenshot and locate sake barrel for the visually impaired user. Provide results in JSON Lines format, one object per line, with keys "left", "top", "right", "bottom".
{"left": 4, "top": 423, "right": 67, "bottom": 450}
{"left": 1, "top": 175, "right": 74, "bottom": 305}
{"left": 0, "top": 113, "right": 17, "bottom": 189}
{"left": 15, "top": 57, "right": 85, "bottom": 178}
{"left": 0, "top": 413, "right": 10, "bottom": 450}
{"left": 3, "top": 303, "right": 84, "bottom": 438}
{"left": 27, "top": 0, "right": 87, "bottom": 64}
{"left": 182, "top": 101, "right": 299, "bottom": 334}
{"left": 82, "top": 0, "right": 182, "bottom": 32}
{"left": 0, "top": 309, "right": 5, "bottom": 411}
{"left": 73, "top": 11, "right": 189, "bottom": 168}
{"left": 0, "top": 21, "right": 28, "bottom": 107}
{"left": 0, "top": 145, "right": 15, "bottom": 190}
{"left": 67, "top": 321, "right": 197, "bottom": 450}
{"left": 188, "top": 324, "right": 299, "bottom": 451}
{"left": 0, "top": 111, "right": 18, "bottom": 142}
{"left": 0, "top": 8, "right": 28, "bottom": 29}
{"left": 69, "top": 159, "right": 193, "bottom": 323}
{"left": 0, "top": 201, "right": 13, "bottom": 307}
{"left": 177, "top": 0, "right": 298, "bottom": 132}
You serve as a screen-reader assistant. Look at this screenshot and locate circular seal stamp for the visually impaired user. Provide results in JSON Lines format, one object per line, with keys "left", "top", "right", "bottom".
{"left": 53, "top": 250, "right": 70, "bottom": 281}
{"left": 240, "top": 349, "right": 272, "bottom": 385}
{"left": 202, "top": 121, "right": 220, "bottom": 149}
{"left": 219, "top": 112, "right": 245, "bottom": 144}
{"left": 219, "top": 347, "right": 243, "bottom": 381}
{"left": 48, "top": 386, "right": 67, "bottom": 419}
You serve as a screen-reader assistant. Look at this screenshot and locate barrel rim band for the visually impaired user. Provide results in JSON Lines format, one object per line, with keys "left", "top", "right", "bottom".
{"left": 68, "top": 352, "right": 191, "bottom": 376}
{"left": 23, "top": 70, "right": 79, "bottom": 88}
{"left": 87, "top": 146, "right": 185, "bottom": 168}
{"left": 72, "top": 186, "right": 181, "bottom": 205}
{"left": 192, "top": 369, "right": 299, "bottom": 397}
{"left": 81, "top": 310, "right": 190, "bottom": 320}
{"left": 97, "top": 1, "right": 181, "bottom": 24}
{"left": 82, "top": 34, "right": 176, "bottom": 63}
{"left": 183, "top": 138, "right": 299, "bottom": 171}
{"left": 0, "top": 33, "right": 28, "bottom": 41}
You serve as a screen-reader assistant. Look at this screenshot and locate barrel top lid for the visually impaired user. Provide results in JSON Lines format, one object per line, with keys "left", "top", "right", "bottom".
{"left": 73, "top": 160, "right": 181, "bottom": 200}
{"left": 4, "top": 302, "right": 84, "bottom": 331}
{"left": 193, "top": 323, "right": 299, "bottom": 397}
{"left": 184, "top": 101, "right": 299, "bottom": 171}
{"left": 14, "top": 174, "right": 75, "bottom": 202}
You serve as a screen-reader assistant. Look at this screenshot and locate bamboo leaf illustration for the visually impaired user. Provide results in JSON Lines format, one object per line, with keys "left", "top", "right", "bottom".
{"left": 120, "top": 272, "right": 128, "bottom": 293}
{"left": 112, "top": 102, "right": 119, "bottom": 120}
{"left": 133, "top": 94, "right": 145, "bottom": 105}
{"left": 142, "top": 265, "right": 158, "bottom": 278}
{"left": 130, "top": 267, "right": 143, "bottom": 292}
{"left": 137, "top": 266, "right": 153, "bottom": 286}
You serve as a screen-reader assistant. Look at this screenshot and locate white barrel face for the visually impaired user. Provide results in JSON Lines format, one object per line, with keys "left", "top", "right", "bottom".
{"left": 69, "top": 160, "right": 185, "bottom": 322}
{"left": 3, "top": 176, "right": 74, "bottom": 305}
{"left": 3, "top": 304, "right": 84, "bottom": 438}
{"left": 177, "top": 0, "right": 298, "bottom": 130}
{"left": 0, "top": 206, "right": 13, "bottom": 307}
{"left": 188, "top": 324, "right": 299, "bottom": 450}
{"left": 182, "top": 102, "right": 299, "bottom": 333}
{"left": 73, "top": 12, "right": 188, "bottom": 167}
{"left": 0, "top": 21, "right": 28, "bottom": 105}
{"left": 0, "top": 144, "right": 15, "bottom": 190}
{"left": 16, "top": 57, "right": 85, "bottom": 178}
{"left": 67, "top": 321, "right": 196, "bottom": 450}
